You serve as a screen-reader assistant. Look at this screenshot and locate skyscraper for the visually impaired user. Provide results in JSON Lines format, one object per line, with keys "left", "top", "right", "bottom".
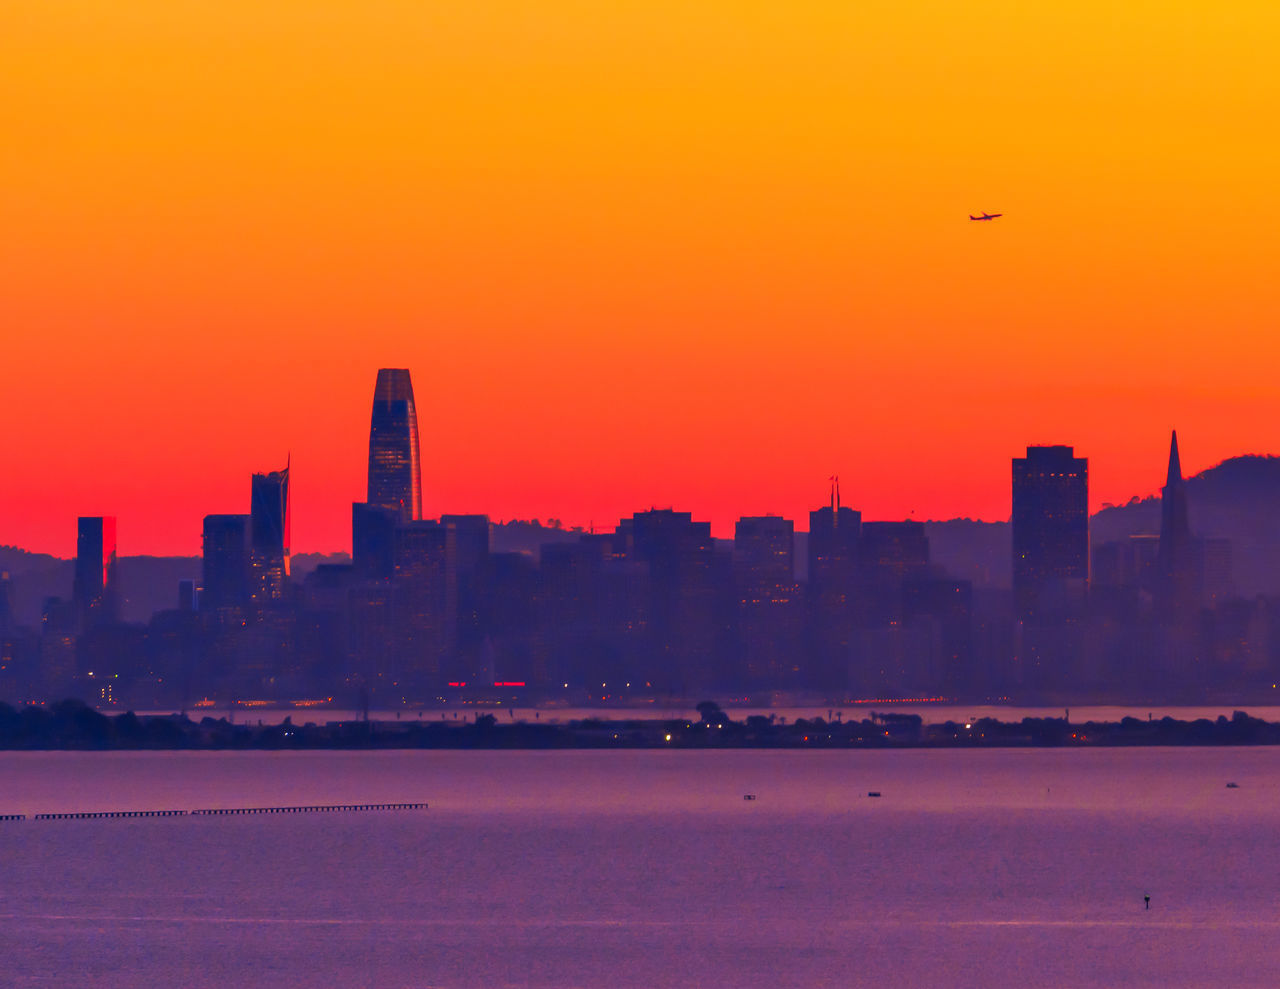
{"left": 250, "top": 464, "right": 290, "bottom": 607}
{"left": 202, "top": 514, "right": 251, "bottom": 613}
{"left": 368, "top": 368, "right": 422, "bottom": 522}
{"left": 622, "top": 509, "right": 722, "bottom": 691}
{"left": 807, "top": 480, "right": 861, "bottom": 689}
{"left": 807, "top": 478, "right": 861, "bottom": 587}
{"left": 733, "top": 515, "right": 800, "bottom": 688}
{"left": 1012, "top": 445, "right": 1089, "bottom": 619}
{"left": 1011, "top": 446, "right": 1089, "bottom": 690}
{"left": 74, "top": 516, "right": 118, "bottom": 628}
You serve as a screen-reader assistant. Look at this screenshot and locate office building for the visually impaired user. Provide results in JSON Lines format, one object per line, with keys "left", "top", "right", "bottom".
{"left": 202, "top": 514, "right": 251, "bottom": 613}
{"left": 250, "top": 465, "right": 290, "bottom": 608}
{"left": 368, "top": 368, "right": 423, "bottom": 522}
{"left": 808, "top": 481, "right": 861, "bottom": 690}
{"left": 74, "top": 516, "right": 118, "bottom": 628}
{"left": 733, "top": 515, "right": 800, "bottom": 688}
{"left": 1012, "top": 445, "right": 1089, "bottom": 619}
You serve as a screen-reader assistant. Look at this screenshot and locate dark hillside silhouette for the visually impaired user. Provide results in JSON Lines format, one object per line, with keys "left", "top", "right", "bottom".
{"left": 1092, "top": 454, "right": 1280, "bottom": 596}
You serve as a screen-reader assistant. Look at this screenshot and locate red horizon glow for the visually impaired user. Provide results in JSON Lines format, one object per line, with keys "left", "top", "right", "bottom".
{"left": 5, "top": 1, "right": 1280, "bottom": 557}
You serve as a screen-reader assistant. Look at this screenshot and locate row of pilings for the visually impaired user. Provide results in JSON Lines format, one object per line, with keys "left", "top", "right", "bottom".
{"left": 4, "top": 802, "right": 428, "bottom": 822}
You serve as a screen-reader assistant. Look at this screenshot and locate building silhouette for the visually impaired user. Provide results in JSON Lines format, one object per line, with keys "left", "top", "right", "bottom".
{"left": 733, "top": 515, "right": 800, "bottom": 688}
{"left": 390, "top": 519, "right": 456, "bottom": 685}
{"left": 201, "top": 514, "right": 250, "bottom": 615}
{"left": 620, "top": 509, "right": 723, "bottom": 692}
{"left": 441, "top": 514, "right": 491, "bottom": 673}
{"left": 1012, "top": 445, "right": 1089, "bottom": 619}
{"left": 73, "top": 516, "right": 118, "bottom": 629}
{"left": 1156, "top": 430, "right": 1201, "bottom": 619}
{"left": 808, "top": 481, "right": 861, "bottom": 690}
{"left": 1011, "top": 445, "right": 1089, "bottom": 690}
{"left": 352, "top": 502, "right": 397, "bottom": 580}
{"left": 24, "top": 357, "right": 1280, "bottom": 708}
{"left": 249, "top": 465, "right": 291, "bottom": 609}
{"left": 367, "top": 369, "right": 423, "bottom": 522}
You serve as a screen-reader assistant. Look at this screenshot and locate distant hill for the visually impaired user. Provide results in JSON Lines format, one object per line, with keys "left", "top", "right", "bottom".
{"left": 1091, "top": 454, "right": 1280, "bottom": 597}
{"left": 923, "top": 454, "right": 1280, "bottom": 596}
{"left": 492, "top": 519, "right": 582, "bottom": 558}
{"left": 0, "top": 553, "right": 204, "bottom": 628}
{"left": 925, "top": 519, "right": 1012, "bottom": 589}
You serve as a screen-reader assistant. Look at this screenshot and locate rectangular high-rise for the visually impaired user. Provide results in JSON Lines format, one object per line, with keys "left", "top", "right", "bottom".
{"left": 734, "top": 515, "right": 800, "bottom": 688}
{"left": 1012, "top": 445, "right": 1088, "bottom": 620}
{"left": 74, "top": 516, "right": 118, "bottom": 628}
{"left": 807, "top": 499, "right": 861, "bottom": 690}
{"left": 250, "top": 465, "right": 290, "bottom": 608}
{"left": 622, "top": 509, "right": 721, "bottom": 691}
{"left": 202, "top": 514, "right": 251, "bottom": 613}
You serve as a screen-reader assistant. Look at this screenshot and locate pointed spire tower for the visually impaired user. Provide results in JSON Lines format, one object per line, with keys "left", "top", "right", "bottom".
{"left": 1160, "top": 430, "right": 1190, "bottom": 553}
{"left": 1157, "top": 430, "right": 1197, "bottom": 617}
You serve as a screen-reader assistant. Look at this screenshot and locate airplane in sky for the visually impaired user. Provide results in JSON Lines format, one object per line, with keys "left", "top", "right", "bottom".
{"left": 968, "top": 212, "right": 1002, "bottom": 221}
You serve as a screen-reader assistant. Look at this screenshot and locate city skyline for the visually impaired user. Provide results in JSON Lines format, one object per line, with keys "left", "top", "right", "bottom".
{"left": 1, "top": 415, "right": 1263, "bottom": 708}
{"left": 1, "top": 421, "right": 1268, "bottom": 562}
{"left": 0, "top": 376, "right": 1259, "bottom": 711}
{"left": 0, "top": 359, "right": 1257, "bottom": 558}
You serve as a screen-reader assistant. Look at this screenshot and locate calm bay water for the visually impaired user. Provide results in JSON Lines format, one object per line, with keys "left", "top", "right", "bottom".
{"left": 1, "top": 749, "right": 1278, "bottom": 986}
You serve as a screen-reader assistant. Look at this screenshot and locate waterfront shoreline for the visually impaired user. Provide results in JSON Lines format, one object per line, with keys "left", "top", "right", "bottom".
{"left": 4, "top": 700, "right": 1280, "bottom": 750}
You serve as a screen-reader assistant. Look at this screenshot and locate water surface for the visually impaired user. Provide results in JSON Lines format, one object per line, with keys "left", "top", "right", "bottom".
{"left": 1, "top": 749, "right": 1275, "bottom": 986}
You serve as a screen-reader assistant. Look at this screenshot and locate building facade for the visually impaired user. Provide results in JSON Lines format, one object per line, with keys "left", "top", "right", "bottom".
{"left": 367, "top": 368, "right": 423, "bottom": 522}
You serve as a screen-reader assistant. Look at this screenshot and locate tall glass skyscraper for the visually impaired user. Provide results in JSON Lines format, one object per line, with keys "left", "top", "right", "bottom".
{"left": 367, "top": 368, "right": 422, "bottom": 522}
{"left": 250, "top": 465, "right": 290, "bottom": 607}
{"left": 74, "top": 516, "right": 118, "bottom": 627}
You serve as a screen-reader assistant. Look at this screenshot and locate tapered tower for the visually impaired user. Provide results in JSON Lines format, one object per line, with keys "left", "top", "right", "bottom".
{"left": 367, "top": 369, "right": 423, "bottom": 522}
{"left": 1157, "top": 430, "right": 1199, "bottom": 617}
{"left": 1159, "top": 430, "right": 1190, "bottom": 558}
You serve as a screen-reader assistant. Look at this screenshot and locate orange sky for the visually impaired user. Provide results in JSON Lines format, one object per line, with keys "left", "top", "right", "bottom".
{"left": 5, "top": 1, "right": 1280, "bottom": 556}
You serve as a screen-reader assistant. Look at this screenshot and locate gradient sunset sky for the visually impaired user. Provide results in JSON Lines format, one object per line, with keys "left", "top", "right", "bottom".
{"left": 5, "top": 0, "right": 1279, "bottom": 556}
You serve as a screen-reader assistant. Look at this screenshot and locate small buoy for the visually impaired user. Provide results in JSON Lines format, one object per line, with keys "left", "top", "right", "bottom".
{"left": 1144, "top": 895, "right": 1150, "bottom": 910}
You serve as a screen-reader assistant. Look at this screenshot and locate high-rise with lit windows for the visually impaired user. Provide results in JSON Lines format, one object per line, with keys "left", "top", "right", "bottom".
{"left": 1012, "top": 445, "right": 1089, "bottom": 619}
{"left": 367, "top": 369, "right": 423, "bottom": 522}
{"left": 249, "top": 465, "right": 290, "bottom": 607}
